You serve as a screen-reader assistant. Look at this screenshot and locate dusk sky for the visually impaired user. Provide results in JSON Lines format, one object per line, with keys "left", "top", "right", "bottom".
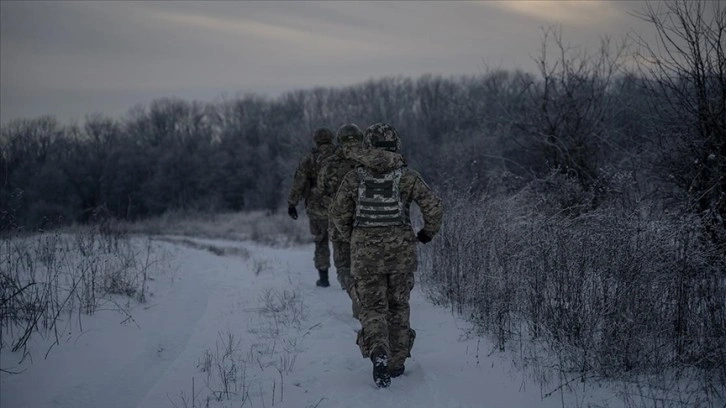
{"left": 1, "top": 1, "right": 657, "bottom": 124}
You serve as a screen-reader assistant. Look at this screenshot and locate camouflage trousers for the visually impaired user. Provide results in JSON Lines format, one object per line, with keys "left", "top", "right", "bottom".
{"left": 309, "top": 216, "right": 330, "bottom": 271}
{"left": 332, "top": 241, "right": 359, "bottom": 318}
{"left": 354, "top": 271, "right": 416, "bottom": 371}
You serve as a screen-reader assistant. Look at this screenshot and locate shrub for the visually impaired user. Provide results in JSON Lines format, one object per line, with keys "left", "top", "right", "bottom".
{"left": 418, "top": 180, "right": 726, "bottom": 406}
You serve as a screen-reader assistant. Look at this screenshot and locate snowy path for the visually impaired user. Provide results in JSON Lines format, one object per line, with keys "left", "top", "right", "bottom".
{"left": 1, "top": 237, "right": 622, "bottom": 408}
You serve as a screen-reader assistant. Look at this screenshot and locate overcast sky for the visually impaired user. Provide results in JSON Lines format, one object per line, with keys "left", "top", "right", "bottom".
{"left": 1, "top": 1, "right": 656, "bottom": 124}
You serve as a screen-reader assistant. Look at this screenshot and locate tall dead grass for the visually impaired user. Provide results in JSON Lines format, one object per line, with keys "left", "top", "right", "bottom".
{"left": 1, "top": 225, "right": 163, "bottom": 369}
{"left": 419, "top": 179, "right": 726, "bottom": 407}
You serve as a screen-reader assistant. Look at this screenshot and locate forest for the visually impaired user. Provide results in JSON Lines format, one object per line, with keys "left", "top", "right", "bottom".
{"left": 1, "top": 1, "right": 724, "bottom": 405}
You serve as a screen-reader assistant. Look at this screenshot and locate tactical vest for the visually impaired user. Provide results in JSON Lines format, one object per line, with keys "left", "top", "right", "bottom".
{"left": 353, "top": 167, "right": 409, "bottom": 227}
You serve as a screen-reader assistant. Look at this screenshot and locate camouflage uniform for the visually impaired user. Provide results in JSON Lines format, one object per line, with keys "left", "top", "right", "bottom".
{"left": 288, "top": 129, "right": 336, "bottom": 278}
{"left": 330, "top": 123, "right": 443, "bottom": 386}
{"left": 317, "top": 124, "right": 365, "bottom": 317}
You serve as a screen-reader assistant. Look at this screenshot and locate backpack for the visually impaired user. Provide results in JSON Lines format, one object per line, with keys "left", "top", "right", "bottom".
{"left": 308, "top": 146, "right": 335, "bottom": 191}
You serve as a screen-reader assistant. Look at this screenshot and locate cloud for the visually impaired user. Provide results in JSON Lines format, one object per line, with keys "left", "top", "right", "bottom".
{"left": 142, "top": 5, "right": 406, "bottom": 63}
{"left": 146, "top": 9, "right": 382, "bottom": 56}
{"left": 1, "top": 1, "right": 650, "bottom": 123}
{"left": 486, "top": 1, "right": 621, "bottom": 26}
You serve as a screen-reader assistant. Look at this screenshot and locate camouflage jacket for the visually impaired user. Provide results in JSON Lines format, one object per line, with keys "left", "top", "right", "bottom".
{"left": 330, "top": 147, "right": 443, "bottom": 251}
{"left": 287, "top": 142, "right": 335, "bottom": 218}
{"left": 317, "top": 147, "right": 361, "bottom": 241}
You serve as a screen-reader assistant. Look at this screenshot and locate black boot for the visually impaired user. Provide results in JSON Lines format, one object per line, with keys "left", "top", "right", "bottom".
{"left": 371, "top": 347, "right": 391, "bottom": 388}
{"left": 316, "top": 269, "right": 330, "bottom": 287}
{"left": 389, "top": 365, "right": 405, "bottom": 378}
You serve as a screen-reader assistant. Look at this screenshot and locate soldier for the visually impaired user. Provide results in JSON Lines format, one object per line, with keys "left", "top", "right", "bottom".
{"left": 330, "top": 123, "right": 443, "bottom": 388}
{"left": 287, "top": 128, "right": 336, "bottom": 287}
{"left": 317, "top": 123, "right": 365, "bottom": 318}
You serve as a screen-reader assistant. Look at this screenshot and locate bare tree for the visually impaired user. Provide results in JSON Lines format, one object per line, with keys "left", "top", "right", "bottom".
{"left": 513, "top": 26, "right": 628, "bottom": 211}
{"left": 634, "top": 0, "right": 726, "bottom": 248}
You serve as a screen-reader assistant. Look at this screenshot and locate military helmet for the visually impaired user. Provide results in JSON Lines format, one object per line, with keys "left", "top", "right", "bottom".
{"left": 313, "top": 128, "right": 334, "bottom": 145}
{"left": 364, "top": 123, "right": 401, "bottom": 153}
{"left": 336, "top": 123, "right": 364, "bottom": 145}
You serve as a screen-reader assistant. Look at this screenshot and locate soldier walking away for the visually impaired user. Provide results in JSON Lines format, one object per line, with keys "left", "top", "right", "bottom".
{"left": 330, "top": 123, "right": 443, "bottom": 388}
{"left": 287, "top": 128, "right": 336, "bottom": 287}
{"left": 317, "top": 123, "right": 365, "bottom": 318}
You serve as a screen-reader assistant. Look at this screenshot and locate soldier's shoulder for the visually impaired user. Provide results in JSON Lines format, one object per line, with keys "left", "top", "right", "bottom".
{"left": 402, "top": 167, "right": 423, "bottom": 180}
{"left": 319, "top": 153, "right": 342, "bottom": 170}
{"left": 402, "top": 168, "right": 434, "bottom": 189}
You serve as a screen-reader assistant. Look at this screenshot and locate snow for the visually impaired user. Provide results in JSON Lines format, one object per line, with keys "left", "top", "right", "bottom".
{"left": 1, "top": 236, "right": 625, "bottom": 408}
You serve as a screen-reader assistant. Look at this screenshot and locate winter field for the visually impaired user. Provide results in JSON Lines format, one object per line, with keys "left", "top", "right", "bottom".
{"left": 1, "top": 211, "right": 622, "bottom": 408}
{"left": 0, "top": 211, "right": 717, "bottom": 408}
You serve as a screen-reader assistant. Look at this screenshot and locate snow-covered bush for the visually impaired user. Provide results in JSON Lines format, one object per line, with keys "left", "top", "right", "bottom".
{"left": 419, "top": 177, "right": 726, "bottom": 406}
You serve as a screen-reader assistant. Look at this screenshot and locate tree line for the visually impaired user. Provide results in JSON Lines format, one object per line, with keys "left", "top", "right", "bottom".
{"left": 3, "top": 31, "right": 721, "bottom": 238}
{"left": 1, "top": 2, "right": 722, "bottom": 255}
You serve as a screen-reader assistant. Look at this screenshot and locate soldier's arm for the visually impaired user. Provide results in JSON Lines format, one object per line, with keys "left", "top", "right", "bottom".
{"left": 330, "top": 171, "right": 357, "bottom": 242}
{"left": 287, "top": 155, "right": 313, "bottom": 207}
{"left": 317, "top": 162, "right": 333, "bottom": 211}
{"left": 411, "top": 172, "right": 443, "bottom": 237}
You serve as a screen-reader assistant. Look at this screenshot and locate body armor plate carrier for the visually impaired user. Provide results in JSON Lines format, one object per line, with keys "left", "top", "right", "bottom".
{"left": 354, "top": 167, "right": 409, "bottom": 227}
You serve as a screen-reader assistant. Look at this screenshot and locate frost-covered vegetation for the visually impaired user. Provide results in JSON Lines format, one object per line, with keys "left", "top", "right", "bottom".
{"left": 0, "top": 226, "right": 166, "bottom": 366}
{"left": 174, "top": 288, "right": 306, "bottom": 407}
{"left": 418, "top": 171, "right": 725, "bottom": 407}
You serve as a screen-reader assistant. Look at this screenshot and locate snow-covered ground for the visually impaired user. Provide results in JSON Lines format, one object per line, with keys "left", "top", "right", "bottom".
{"left": 1, "top": 236, "right": 625, "bottom": 408}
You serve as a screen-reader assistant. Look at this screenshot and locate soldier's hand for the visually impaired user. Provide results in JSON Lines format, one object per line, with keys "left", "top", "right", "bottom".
{"left": 288, "top": 206, "right": 298, "bottom": 220}
{"left": 416, "top": 229, "right": 432, "bottom": 244}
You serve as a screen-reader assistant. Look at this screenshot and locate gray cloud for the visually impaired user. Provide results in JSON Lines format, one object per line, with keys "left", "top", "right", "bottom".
{"left": 1, "top": 0, "right": 653, "bottom": 124}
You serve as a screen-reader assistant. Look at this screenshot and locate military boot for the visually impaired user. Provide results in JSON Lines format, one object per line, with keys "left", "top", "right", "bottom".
{"left": 316, "top": 269, "right": 330, "bottom": 287}
{"left": 389, "top": 365, "right": 405, "bottom": 378}
{"left": 371, "top": 347, "right": 391, "bottom": 388}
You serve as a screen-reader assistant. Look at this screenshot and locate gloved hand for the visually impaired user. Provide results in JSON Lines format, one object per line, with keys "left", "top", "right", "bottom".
{"left": 288, "top": 206, "right": 298, "bottom": 220}
{"left": 416, "top": 229, "right": 432, "bottom": 244}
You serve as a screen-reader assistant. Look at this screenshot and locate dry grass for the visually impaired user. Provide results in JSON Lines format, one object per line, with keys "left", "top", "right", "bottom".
{"left": 173, "top": 287, "right": 307, "bottom": 408}
{"left": 1, "top": 225, "right": 165, "bottom": 367}
{"left": 418, "top": 183, "right": 726, "bottom": 408}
